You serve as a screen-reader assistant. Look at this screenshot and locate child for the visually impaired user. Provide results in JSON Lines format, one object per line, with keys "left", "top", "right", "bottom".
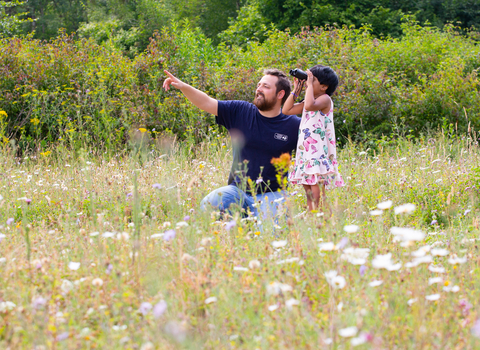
{"left": 283, "top": 65, "right": 345, "bottom": 212}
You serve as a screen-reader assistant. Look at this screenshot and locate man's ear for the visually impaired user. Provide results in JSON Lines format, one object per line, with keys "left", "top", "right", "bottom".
{"left": 277, "top": 90, "right": 285, "bottom": 100}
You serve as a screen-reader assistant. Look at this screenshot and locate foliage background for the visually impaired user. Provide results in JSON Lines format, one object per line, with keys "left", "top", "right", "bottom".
{"left": 1, "top": 18, "right": 479, "bottom": 152}
{"left": 0, "top": 0, "right": 480, "bottom": 152}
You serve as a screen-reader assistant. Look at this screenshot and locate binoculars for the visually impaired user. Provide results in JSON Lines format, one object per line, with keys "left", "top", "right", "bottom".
{"left": 289, "top": 68, "right": 308, "bottom": 80}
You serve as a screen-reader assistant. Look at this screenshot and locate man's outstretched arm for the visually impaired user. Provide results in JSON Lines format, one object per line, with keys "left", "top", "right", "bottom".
{"left": 163, "top": 70, "right": 218, "bottom": 116}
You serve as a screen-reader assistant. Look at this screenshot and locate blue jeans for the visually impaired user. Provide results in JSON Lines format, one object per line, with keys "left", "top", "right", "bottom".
{"left": 200, "top": 185, "right": 286, "bottom": 220}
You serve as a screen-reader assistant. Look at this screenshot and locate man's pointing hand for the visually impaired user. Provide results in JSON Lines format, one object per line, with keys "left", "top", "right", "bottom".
{"left": 163, "top": 70, "right": 184, "bottom": 91}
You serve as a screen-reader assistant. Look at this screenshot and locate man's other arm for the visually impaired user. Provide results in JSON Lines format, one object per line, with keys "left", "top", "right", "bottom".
{"left": 163, "top": 70, "right": 218, "bottom": 116}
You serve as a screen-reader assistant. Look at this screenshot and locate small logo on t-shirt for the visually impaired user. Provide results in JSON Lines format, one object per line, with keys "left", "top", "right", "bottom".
{"left": 274, "top": 133, "right": 288, "bottom": 141}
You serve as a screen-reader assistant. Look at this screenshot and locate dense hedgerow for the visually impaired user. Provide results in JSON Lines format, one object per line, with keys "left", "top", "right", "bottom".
{"left": 0, "top": 19, "right": 479, "bottom": 151}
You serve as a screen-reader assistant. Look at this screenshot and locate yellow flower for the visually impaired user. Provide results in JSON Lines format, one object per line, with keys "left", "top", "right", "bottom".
{"left": 138, "top": 128, "right": 147, "bottom": 133}
{"left": 40, "top": 151, "right": 51, "bottom": 157}
{"left": 444, "top": 280, "right": 450, "bottom": 286}
{"left": 0, "top": 110, "right": 7, "bottom": 117}
{"left": 30, "top": 118, "right": 40, "bottom": 125}
{"left": 254, "top": 231, "right": 261, "bottom": 236}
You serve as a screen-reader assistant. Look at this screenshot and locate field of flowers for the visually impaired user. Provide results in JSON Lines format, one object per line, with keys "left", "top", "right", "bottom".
{"left": 0, "top": 131, "right": 479, "bottom": 349}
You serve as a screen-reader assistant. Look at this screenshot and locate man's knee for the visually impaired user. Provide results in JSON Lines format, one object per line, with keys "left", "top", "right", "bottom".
{"left": 200, "top": 185, "right": 246, "bottom": 212}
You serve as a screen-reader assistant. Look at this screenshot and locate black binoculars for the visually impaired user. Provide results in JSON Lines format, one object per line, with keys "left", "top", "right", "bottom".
{"left": 289, "top": 68, "right": 308, "bottom": 80}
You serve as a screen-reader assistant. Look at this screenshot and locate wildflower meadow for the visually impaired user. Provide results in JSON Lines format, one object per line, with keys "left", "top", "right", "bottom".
{"left": 0, "top": 127, "right": 479, "bottom": 349}
{"left": 1, "top": 13, "right": 480, "bottom": 350}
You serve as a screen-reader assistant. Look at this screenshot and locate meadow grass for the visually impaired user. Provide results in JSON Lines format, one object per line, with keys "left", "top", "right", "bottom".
{"left": 0, "top": 131, "right": 479, "bottom": 349}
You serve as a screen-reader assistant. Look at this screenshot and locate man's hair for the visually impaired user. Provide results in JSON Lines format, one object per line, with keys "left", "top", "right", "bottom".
{"left": 310, "top": 65, "right": 339, "bottom": 96}
{"left": 263, "top": 69, "right": 291, "bottom": 104}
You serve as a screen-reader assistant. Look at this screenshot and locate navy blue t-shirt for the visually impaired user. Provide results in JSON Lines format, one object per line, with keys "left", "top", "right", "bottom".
{"left": 216, "top": 100, "right": 301, "bottom": 194}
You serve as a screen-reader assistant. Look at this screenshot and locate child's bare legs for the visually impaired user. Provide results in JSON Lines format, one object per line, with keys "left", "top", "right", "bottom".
{"left": 303, "top": 182, "right": 327, "bottom": 212}
{"left": 303, "top": 184, "right": 320, "bottom": 211}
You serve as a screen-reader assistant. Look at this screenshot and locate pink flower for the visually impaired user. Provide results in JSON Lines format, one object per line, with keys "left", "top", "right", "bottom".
{"left": 153, "top": 300, "right": 167, "bottom": 318}
{"left": 472, "top": 319, "right": 480, "bottom": 337}
{"left": 459, "top": 299, "right": 472, "bottom": 316}
{"left": 32, "top": 296, "right": 47, "bottom": 309}
{"left": 139, "top": 302, "right": 152, "bottom": 315}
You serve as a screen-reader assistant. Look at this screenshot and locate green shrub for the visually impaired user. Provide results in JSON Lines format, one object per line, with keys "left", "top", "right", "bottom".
{"left": 0, "top": 21, "right": 479, "bottom": 151}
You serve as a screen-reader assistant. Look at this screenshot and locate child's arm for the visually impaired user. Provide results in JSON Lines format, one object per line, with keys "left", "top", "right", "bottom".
{"left": 282, "top": 78, "right": 305, "bottom": 115}
{"left": 304, "top": 70, "right": 331, "bottom": 113}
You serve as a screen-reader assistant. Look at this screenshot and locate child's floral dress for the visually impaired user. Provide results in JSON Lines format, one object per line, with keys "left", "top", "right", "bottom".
{"left": 288, "top": 96, "right": 345, "bottom": 190}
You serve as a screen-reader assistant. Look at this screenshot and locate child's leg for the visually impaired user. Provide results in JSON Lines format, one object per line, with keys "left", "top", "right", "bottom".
{"left": 303, "top": 184, "right": 321, "bottom": 211}
{"left": 302, "top": 185, "right": 313, "bottom": 211}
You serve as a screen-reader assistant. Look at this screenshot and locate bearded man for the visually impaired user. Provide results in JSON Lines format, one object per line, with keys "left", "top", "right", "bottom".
{"left": 163, "top": 69, "right": 301, "bottom": 219}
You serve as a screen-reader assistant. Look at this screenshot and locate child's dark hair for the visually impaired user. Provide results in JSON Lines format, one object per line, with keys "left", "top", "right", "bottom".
{"left": 310, "top": 65, "right": 339, "bottom": 96}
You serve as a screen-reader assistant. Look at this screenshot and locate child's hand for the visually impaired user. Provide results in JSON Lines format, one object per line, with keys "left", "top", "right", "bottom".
{"left": 306, "top": 69, "right": 314, "bottom": 85}
{"left": 293, "top": 78, "right": 302, "bottom": 91}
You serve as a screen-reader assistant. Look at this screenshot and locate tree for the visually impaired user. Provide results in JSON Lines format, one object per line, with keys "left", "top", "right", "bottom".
{"left": 255, "top": 0, "right": 480, "bottom": 37}
{"left": 0, "top": 0, "right": 30, "bottom": 37}
{"left": 200, "top": 0, "right": 246, "bottom": 42}
{"left": 218, "top": 0, "right": 273, "bottom": 46}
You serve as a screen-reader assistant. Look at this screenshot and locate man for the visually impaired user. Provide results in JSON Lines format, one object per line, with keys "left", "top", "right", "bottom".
{"left": 163, "top": 69, "right": 301, "bottom": 219}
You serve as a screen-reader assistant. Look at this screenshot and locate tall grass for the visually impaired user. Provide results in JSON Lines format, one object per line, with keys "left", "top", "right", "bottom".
{"left": 0, "top": 131, "right": 479, "bottom": 348}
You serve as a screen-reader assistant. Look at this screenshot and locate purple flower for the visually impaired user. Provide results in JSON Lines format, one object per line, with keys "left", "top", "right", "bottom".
{"left": 6, "top": 218, "right": 14, "bottom": 226}
{"left": 163, "top": 229, "right": 176, "bottom": 241}
{"left": 139, "top": 302, "right": 152, "bottom": 315}
{"left": 472, "top": 319, "right": 480, "bottom": 337}
{"left": 153, "top": 300, "right": 167, "bottom": 318}
{"left": 337, "top": 237, "right": 348, "bottom": 250}
{"left": 225, "top": 220, "right": 236, "bottom": 231}
{"left": 126, "top": 193, "right": 133, "bottom": 199}
{"left": 290, "top": 191, "right": 298, "bottom": 196}
{"left": 465, "top": 209, "right": 471, "bottom": 216}
{"left": 430, "top": 220, "right": 438, "bottom": 225}
{"left": 359, "top": 265, "right": 367, "bottom": 276}
{"left": 106, "top": 264, "right": 113, "bottom": 274}
{"left": 152, "top": 183, "right": 162, "bottom": 189}
{"left": 56, "top": 332, "right": 69, "bottom": 341}
{"left": 25, "top": 198, "right": 32, "bottom": 205}
{"left": 32, "top": 296, "right": 47, "bottom": 309}
{"left": 256, "top": 178, "right": 263, "bottom": 184}
{"left": 183, "top": 216, "right": 190, "bottom": 221}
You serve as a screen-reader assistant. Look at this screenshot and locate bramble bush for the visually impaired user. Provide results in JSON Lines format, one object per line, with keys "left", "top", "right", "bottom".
{"left": 0, "top": 18, "right": 479, "bottom": 152}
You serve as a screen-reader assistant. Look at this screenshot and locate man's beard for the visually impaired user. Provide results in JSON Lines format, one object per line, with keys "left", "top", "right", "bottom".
{"left": 253, "top": 92, "right": 276, "bottom": 111}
